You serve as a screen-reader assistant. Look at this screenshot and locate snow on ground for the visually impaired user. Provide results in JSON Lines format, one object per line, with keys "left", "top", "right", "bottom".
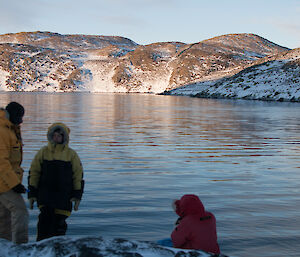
{"left": 82, "top": 60, "right": 126, "bottom": 93}
{"left": 127, "top": 67, "right": 173, "bottom": 94}
{"left": 0, "top": 236, "right": 226, "bottom": 257}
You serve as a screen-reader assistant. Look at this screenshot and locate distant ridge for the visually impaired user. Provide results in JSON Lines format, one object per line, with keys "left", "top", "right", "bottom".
{"left": 0, "top": 31, "right": 138, "bottom": 50}
{"left": 202, "top": 33, "right": 289, "bottom": 51}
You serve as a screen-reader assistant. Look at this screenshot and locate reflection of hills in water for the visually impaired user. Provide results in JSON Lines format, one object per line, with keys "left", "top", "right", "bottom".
{"left": 2, "top": 92, "right": 283, "bottom": 166}
{"left": 0, "top": 237, "right": 228, "bottom": 257}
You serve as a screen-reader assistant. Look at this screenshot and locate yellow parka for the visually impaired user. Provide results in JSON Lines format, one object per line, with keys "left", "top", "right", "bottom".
{"left": 0, "top": 109, "right": 23, "bottom": 193}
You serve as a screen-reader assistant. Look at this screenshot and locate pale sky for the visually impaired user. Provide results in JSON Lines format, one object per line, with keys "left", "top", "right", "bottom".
{"left": 0, "top": 0, "right": 299, "bottom": 49}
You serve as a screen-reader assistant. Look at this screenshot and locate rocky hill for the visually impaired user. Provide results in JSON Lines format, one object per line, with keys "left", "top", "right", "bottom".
{"left": 168, "top": 48, "right": 300, "bottom": 102}
{"left": 0, "top": 31, "right": 293, "bottom": 97}
{"left": 0, "top": 43, "right": 81, "bottom": 91}
{"left": 0, "top": 31, "right": 138, "bottom": 91}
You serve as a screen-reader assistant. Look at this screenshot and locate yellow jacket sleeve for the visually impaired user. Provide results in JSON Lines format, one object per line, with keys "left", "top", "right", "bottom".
{"left": 0, "top": 128, "right": 20, "bottom": 193}
{"left": 71, "top": 150, "right": 83, "bottom": 191}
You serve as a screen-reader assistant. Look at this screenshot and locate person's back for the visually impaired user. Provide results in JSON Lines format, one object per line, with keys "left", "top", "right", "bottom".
{"left": 171, "top": 194, "right": 220, "bottom": 254}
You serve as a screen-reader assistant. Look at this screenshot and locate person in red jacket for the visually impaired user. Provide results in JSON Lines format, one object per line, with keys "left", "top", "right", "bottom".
{"left": 171, "top": 194, "right": 220, "bottom": 254}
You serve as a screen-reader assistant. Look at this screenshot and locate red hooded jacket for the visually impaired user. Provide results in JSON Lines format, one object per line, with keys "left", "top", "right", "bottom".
{"left": 171, "top": 194, "right": 220, "bottom": 254}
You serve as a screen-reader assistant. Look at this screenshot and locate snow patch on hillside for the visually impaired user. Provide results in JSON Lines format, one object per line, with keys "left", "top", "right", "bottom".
{"left": 0, "top": 69, "right": 9, "bottom": 90}
{"left": 82, "top": 60, "right": 125, "bottom": 92}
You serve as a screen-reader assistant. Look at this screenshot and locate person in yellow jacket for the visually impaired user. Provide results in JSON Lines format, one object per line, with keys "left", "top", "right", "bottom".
{"left": 28, "top": 122, "right": 84, "bottom": 241}
{"left": 0, "top": 102, "right": 28, "bottom": 244}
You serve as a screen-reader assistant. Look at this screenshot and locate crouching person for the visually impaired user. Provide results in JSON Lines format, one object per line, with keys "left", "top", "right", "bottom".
{"left": 171, "top": 194, "right": 220, "bottom": 255}
{"left": 28, "top": 122, "right": 84, "bottom": 241}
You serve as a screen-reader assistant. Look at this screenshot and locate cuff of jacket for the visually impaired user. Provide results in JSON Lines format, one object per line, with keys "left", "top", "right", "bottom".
{"left": 72, "top": 180, "right": 84, "bottom": 200}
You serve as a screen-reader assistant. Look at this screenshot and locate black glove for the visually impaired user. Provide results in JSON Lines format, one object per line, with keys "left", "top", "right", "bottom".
{"left": 71, "top": 180, "right": 85, "bottom": 200}
{"left": 27, "top": 185, "right": 38, "bottom": 199}
{"left": 12, "top": 184, "right": 26, "bottom": 194}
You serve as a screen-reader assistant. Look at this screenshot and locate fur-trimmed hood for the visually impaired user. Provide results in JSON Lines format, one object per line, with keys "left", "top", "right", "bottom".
{"left": 47, "top": 122, "right": 70, "bottom": 145}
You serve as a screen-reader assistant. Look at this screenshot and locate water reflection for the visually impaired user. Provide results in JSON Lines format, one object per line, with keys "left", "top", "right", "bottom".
{"left": 1, "top": 92, "right": 300, "bottom": 257}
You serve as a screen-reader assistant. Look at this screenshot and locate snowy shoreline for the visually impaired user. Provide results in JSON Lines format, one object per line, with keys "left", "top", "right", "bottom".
{"left": 0, "top": 236, "right": 228, "bottom": 257}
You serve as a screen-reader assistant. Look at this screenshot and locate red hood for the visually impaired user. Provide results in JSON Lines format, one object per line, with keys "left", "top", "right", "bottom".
{"left": 175, "top": 194, "right": 206, "bottom": 218}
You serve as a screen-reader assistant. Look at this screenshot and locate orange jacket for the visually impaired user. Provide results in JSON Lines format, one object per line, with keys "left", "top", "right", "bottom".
{"left": 0, "top": 109, "right": 23, "bottom": 193}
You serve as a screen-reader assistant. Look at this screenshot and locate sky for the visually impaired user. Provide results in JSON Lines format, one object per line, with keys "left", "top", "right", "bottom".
{"left": 0, "top": 0, "right": 299, "bottom": 49}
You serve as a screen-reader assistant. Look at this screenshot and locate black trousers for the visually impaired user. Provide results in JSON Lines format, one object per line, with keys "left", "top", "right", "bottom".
{"left": 37, "top": 206, "right": 68, "bottom": 241}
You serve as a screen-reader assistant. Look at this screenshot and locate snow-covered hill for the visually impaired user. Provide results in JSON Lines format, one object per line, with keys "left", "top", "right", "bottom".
{"left": 168, "top": 48, "right": 300, "bottom": 102}
{"left": 1, "top": 31, "right": 297, "bottom": 101}
{"left": 0, "top": 236, "right": 228, "bottom": 257}
{"left": 0, "top": 32, "right": 138, "bottom": 92}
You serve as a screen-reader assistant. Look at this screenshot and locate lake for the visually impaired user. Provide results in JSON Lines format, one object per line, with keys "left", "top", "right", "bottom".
{"left": 1, "top": 92, "right": 300, "bottom": 257}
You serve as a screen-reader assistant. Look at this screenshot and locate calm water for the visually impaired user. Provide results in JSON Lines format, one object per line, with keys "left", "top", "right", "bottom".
{"left": 1, "top": 92, "right": 300, "bottom": 257}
